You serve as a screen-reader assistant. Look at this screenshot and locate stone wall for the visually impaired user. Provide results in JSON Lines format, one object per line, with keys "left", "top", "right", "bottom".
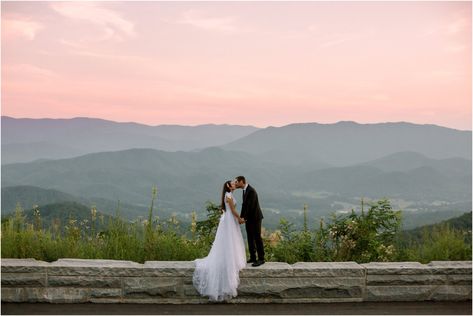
{"left": 1, "top": 259, "right": 471, "bottom": 303}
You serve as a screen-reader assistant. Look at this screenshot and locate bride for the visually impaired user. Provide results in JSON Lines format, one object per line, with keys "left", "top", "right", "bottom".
{"left": 193, "top": 180, "right": 247, "bottom": 301}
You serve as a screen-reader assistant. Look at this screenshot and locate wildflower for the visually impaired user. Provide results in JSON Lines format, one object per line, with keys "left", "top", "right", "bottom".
{"left": 152, "top": 185, "right": 158, "bottom": 198}
{"left": 91, "top": 207, "right": 97, "bottom": 221}
{"left": 33, "top": 205, "right": 40, "bottom": 216}
{"left": 268, "top": 230, "right": 282, "bottom": 246}
{"left": 191, "top": 211, "right": 197, "bottom": 235}
{"left": 169, "top": 215, "right": 179, "bottom": 225}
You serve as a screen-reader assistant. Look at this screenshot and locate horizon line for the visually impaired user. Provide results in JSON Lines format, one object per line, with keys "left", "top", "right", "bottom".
{"left": 1, "top": 115, "right": 471, "bottom": 132}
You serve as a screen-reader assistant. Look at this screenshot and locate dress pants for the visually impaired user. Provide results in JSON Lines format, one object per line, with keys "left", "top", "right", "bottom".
{"left": 245, "top": 218, "right": 264, "bottom": 261}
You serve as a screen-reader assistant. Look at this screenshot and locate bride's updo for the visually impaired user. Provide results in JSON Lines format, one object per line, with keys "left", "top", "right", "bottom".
{"left": 220, "top": 180, "right": 233, "bottom": 211}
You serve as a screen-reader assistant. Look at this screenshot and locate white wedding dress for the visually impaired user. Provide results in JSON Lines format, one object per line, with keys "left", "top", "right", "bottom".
{"left": 193, "top": 191, "right": 247, "bottom": 301}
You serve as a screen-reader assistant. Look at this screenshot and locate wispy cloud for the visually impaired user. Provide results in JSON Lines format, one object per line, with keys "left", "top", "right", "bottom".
{"left": 2, "top": 17, "right": 43, "bottom": 40}
{"left": 58, "top": 42, "right": 151, "bottom": 65}
{"left": 176, "top": 9, "right": 241, "bottom": 33}
{"left": 50, "top": 2, "right": 135, "bottom": 41}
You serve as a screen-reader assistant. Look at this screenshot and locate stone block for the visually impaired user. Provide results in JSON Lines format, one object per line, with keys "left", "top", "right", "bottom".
{"left": 123, "top": 277, "right": 181, "bottom": 297}
{"left": 90, "top": 288, "right": 122, "bottom": 298}
{"left": 362, "top": 262, "right": 430, "bottom": 275}
{"left": 48, "top": 276, "right": 121, "bottom": 288}
{"left": 46, "top": 287, "right": 89, "bottom": 303}
{"left": 1, "top": 287, "right": 48, "bottom": 302}
{"left": 48, "top": 258, "right": 143, "bottom": 276}
{"left": 447, "top": 274, "right": 472, "bottom": 285}
{"left": 430, "top": 285, "right": 472, "bottom": 301}
{"left": 1, "top": 259, "right": 471, "bottom": 304}
{"left": 239, "top": 262, "right": 293, "bottom": 278}
{"left": 427, "top": 261, "right": 473, "bottom": 275}
{"left": 89, "top": 298, "right": 123, "bottom": 303}
{"left": 1, "top": 273, "right": 47, "bottom": 287}
{"left": 279, "top": 297, "right": 363, "bottom": 303}
{"left": 182, "top": 276, "right": 195, "bottom": 285}
{"left": 0, "top": 259, "right": 49, "bottom": 273}
{"left": 292, "top": 262, "right": 365, "bottom": 277}
{"left": 143, "top": 261, "right": 195, "bottom": 277}
{"left": 121, "top": 297, "right": 205, "bottom": 304}
{"left": 365, "top": 285, "right": 434, "bottom": 301}
{"left": 238, "top": 277, "right": 363, "bottom": 299}
{"left": 366, "top": 274, "right": 447, "bottom": 286}
{"left": 183, "top": 284, "right": 201, "bottom": 297}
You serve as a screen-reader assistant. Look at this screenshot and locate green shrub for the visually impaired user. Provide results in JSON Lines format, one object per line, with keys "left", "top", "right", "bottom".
{"left": 1, "top": 197, "right": 470, "bottom": 264}
{"left": 402, "top": 224, "right": 472, "bottom": 263}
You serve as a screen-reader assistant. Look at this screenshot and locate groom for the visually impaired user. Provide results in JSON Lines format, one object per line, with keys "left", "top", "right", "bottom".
{"left": 234, "top": 176, "right": 265, "bottom": 267}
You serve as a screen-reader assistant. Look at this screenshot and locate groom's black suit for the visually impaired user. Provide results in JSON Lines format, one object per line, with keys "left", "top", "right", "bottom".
{"left": 240, "top": 184, "right": 264, "bottom": 262}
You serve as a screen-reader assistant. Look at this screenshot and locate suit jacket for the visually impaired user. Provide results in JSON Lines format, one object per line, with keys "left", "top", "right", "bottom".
{"left": 240, "top": 184, "right": 263, "bottom": 222}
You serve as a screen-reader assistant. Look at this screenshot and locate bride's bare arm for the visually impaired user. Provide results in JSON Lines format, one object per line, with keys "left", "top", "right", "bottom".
{"left": 226, "top": 196, "right": 241, "bottom": 221}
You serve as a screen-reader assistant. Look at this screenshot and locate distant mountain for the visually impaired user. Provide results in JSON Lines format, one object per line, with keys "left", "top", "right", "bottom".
{"left": 2, "top": 147, "right": 470, "bottom": 230}
{"left": 400, "top": 202, "right": 472, "bottom": 230}
{"left": 1, "top": 116, "right": 259, "bottom": 164}
{"left": 1, "top": 148, "right": 290, "bottom": 217}
{"left": 289, "top": 152, "right": 471, "bottom": 202}
{"left": 2, "top": 142, "right": 84, "bottom": 164}
{"left": 409, "top": 211, "right": 472, "bottom": 232}
{"left": 2, "top": 185, "right": 79, "bottom": 212}
{"left": 358, "top": 151, "right": 471, "bottom": 176}
{"left": 1, "top": 201, "right": 114, "bottom": 233}
{"left": 222, "top": 121, "right": 471, "bottom": 166}
{"left": 1, "top": 185, "right": 153, "bottom": 220}
{"left": 401, "top": 211, "right": 472, "bottom": 244}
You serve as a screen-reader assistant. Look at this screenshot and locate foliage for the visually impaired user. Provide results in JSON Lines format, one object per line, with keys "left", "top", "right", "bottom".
{"left": 401, "top": 212, "right": 472, "bottom": 244}
{"left": 194, "top": 202, "right": 223, "bottom": 248}
{"left": 396, "top": 223, "right": 472, "bottom": 263}
{"left": 1, "top": 190, "right": 209, "bottom": 263}
{"left": 265, "top": 200, "right": 402, "bottom": 263}
{"left": 1, "top": 195, "right": 471, "bottom": 264}
{"left": 324, "top": 199, "right": 402, "bottom": 262}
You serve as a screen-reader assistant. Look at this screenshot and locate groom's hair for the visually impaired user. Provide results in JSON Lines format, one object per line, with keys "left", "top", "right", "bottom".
{"left": 236, "top": 176, "right": 246, "bottom": 184}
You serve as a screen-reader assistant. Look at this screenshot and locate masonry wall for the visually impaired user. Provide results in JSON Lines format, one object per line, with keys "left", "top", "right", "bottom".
{"left": 1, "top": 259, "right": 471, "bottom": 304}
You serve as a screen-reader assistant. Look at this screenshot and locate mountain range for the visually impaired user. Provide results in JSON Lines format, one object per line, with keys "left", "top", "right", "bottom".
{"left": 1, "top": 116, "right": 471, "bottom": 230}
{"left": 1, "top": 116, "right": 258, "bottom": 164}
{"left": 223, "top": 121, "right": 471, "bottom": 166}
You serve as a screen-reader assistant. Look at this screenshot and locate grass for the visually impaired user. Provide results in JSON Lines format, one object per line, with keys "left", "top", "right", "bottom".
{"left": 1, "top": 198, "right": 471, "bottom": 264}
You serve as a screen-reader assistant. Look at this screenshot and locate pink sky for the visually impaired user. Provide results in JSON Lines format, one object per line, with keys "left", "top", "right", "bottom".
{"left": 1, "top": 1, "right": 471, "bottom": 130}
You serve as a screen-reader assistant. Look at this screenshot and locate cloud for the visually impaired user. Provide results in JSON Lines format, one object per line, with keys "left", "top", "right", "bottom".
{"left": 176, "top": 9, "right": 240, "bottom": 33}
{"left": 2, "top": 18, "right": 43, "bottom": 40}
{"left": 58, "top": 43, "right": 151, "bottom": 65}
{"left": 50, "top": 2, "right": 135, "bottom": 41}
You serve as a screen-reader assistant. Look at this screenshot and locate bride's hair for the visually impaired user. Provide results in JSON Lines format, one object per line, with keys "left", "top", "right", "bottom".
{"left": 220, "top": 180, "right": 233, "bottom": 211}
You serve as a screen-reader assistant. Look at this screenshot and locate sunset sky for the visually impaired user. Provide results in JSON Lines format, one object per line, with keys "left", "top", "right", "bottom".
{"left": 1, "top": 1, "right": 472, "bottom": 130}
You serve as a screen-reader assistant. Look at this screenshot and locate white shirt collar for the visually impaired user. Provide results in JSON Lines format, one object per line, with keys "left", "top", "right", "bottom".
{"left": 243, "top": 183, "right": 249, "bottom": 191}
